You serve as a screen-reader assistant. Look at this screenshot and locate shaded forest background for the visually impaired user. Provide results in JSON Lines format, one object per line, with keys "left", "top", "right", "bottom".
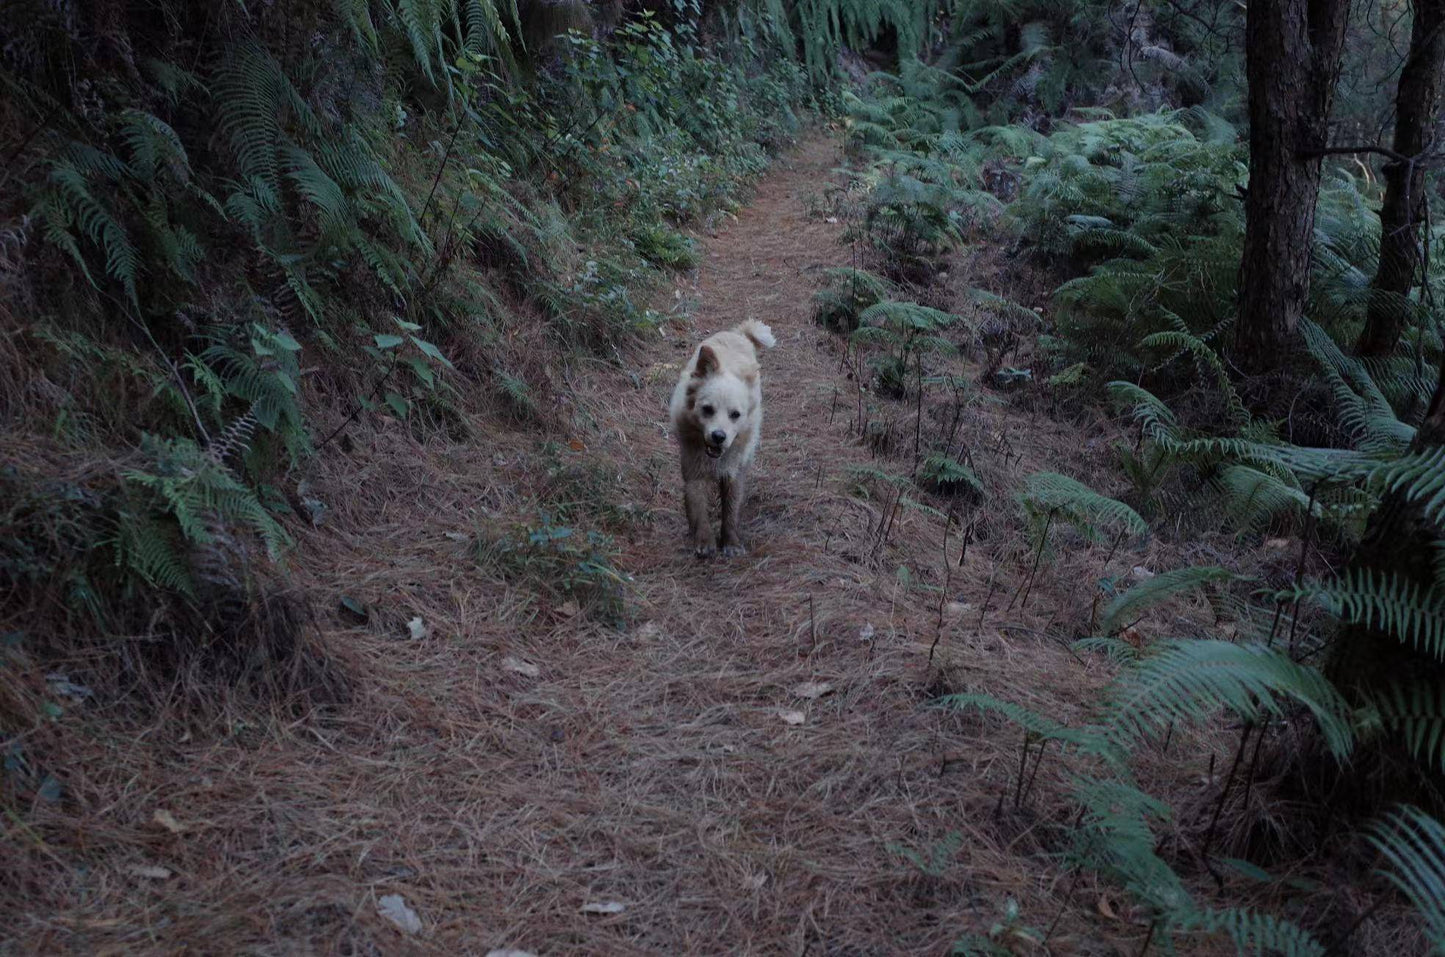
{"left": 4, "top": 0, "right": 1445, "bottom": 952}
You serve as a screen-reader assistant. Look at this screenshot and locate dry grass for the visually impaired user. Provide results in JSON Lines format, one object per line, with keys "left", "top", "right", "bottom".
{"left": 0, "top": 132, "right": 1421, "bottom": 955}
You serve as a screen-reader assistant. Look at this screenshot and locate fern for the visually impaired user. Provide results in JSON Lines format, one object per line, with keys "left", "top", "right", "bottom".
{"left": 1365, "top": 682, "right": 1445, "bottom": 773}
{"left": 812, "top": 267, "right": 893, "bottom": 331}
{"left": 1187, "top": 908, "right": 1326, "bottom": 957}
{"left": 1370, "top": 445, "right": 1445, "bottom": 528}
{"left": 1367, "top": 806, "right": 1445, "bottom": 952}
{"left": 119, "top": 109, "right": 191, "bottom": 183}
{"left": 1104, "top": 640, "right": 1355, "bottom": 759}
{"left": 38, "top": 152, "right": 142, "bottom": 305}
{"left": 938, "top": 693, "right": 1111, "bottom": 756}
{"left": 1066, "top": 774, "right": 1192, "bottom": 913}
{"left": 1019, "top": 471, "right": 1147, "bottom": 544}
{"left": 1215, "top": 465, "right": 1315, "bottom": 531}
{"left": 918, "top": 453, "right": 983, "bottom": 497}
{"left": 1289, "top": 569, "right": 1445, "bottom": 662}
{"left": 214, "top": 42, "right": 313, "bottom": 193}
{"left": 1096, "top": 565, "right": 1238, "bottom": 636}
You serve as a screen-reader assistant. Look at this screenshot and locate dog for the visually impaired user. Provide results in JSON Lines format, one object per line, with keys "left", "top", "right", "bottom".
{"left": 669, "top": 319, "right": 776, "bottom": 558}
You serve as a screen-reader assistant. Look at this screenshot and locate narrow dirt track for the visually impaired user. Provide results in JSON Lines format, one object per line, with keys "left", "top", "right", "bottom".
{"left": 18, "top": 132, "right": 1129, "bottom": 955}
{"left": 514, "top": 132, "right": 1113, "bottom": 953}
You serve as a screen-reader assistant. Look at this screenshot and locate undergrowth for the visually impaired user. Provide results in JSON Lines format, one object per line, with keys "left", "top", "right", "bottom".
{"left": 0, "top": 0, "right": 810, "bottom": 698}
{"left": 826, "top": 4, "right": 1445, "bottom": 950}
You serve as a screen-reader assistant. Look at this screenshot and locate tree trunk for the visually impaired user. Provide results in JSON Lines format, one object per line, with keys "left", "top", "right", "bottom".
{"left": 1235, "top": 0, "right": 1352, "bottom": 372}
{"left": 1357, "top": 0, "right": 1445, "bottom": 358}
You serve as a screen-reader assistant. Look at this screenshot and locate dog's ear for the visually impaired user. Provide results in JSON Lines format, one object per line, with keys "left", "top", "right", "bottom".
{"left": 692, "top": 345, "right": 719, "bottom": 378}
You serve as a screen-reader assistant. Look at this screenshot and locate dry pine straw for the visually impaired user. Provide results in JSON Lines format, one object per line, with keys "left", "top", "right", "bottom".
{"left": 0, "top": 132, "right": 1410, "bottom": 956}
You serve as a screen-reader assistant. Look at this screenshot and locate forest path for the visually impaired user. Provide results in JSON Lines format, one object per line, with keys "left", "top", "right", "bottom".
{"left": 21, "top": 132, "right": 1132, "bottom": 956}
{"left": 502, "top": 130, "right": 1118, "bottom": 953}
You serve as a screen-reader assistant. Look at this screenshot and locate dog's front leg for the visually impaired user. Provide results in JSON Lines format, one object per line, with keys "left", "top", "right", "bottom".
{"left": 685, "top": 479, "right": 715, "bottom": 558}
{"left": 719, "top": 473, "right": 746, "bottom": 557}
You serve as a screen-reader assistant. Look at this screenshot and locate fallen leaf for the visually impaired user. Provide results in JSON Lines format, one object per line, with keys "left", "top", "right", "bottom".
{"left": 444, "top": 531, "right": 470, "bottom": 543}
{"left": 36, "top": 775, "right": 62, "bottom": 802}
{"left": 568, "top": 439, "right": 586, "bottom": 451}
{"left": 636, "top": 622, "right": 661, "bottom": 640}
{"left": 580, "top": 901, "right": 626, "bottom": 915}
{"left": 557, "top": 600, "right": 580, "bottom": 618}
{"left": 45, "top": 673, "right": 93, "bottom": 701}
{"left": 793, "top": 681, "right": 834, "bottom": 700}
{"left": 778, "top": 709, "right": 806, "bottom": 725}
{"left": 152, "top": 809, "right": 186, "bottom": 834}
{"left": 377, "top": 894, "right": 423, "bottom": 934}
{"left": 1097, "top": 895, "right": 1118, "bottom": 920}
{"left": 503, "top": 657, "right": 540, "bottom": 678}
{"left": 339, "top": 596, "right": 367, "bottom": 622}
{"left": 407, "top": 617, "right": 428, "bottom": 640}
{"left": 128, "top": 864, "right": 173, "bottom": 880}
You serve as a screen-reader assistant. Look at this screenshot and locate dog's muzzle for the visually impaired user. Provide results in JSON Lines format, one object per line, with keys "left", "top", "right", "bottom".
{"left": 706, "top": 429, "right": 727, "bottom": 458}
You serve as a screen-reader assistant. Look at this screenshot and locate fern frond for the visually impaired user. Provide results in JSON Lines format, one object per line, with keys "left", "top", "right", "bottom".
{"left": 1363, "top": 682, "right": 1445, "bottom": 774}
{"left": 1105, "top": 640, "right": 1355, "bottom": 759}
{"left": 1290, "top": 569, "right": 1445, "bottom": 662}
{"left": 1187, "top": 908, "right": 1326, "bottom": 957}
{"left": 1369, "top": 446, "right": 1445, "bottom": 529}
{"left": 1097, "top": 565, "right": 1238, "bottom": 635}
{"left": 1366, "top": 806, "right": 1445, "bottom": 951}
{"left": 938, "top": 693, "right": 1111, "bottom": 755}
{"left": 1020, "top": 471, "right": 1148, "bottom": 543}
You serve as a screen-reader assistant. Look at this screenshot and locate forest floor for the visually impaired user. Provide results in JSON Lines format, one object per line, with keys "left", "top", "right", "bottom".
{"left": 11, "top": 132, "right": 1289, "bottom": 955}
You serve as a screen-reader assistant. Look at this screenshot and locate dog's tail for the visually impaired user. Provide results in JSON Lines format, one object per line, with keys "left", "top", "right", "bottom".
{"left": 735, "top": 319, "right": 777, "bottom": 350}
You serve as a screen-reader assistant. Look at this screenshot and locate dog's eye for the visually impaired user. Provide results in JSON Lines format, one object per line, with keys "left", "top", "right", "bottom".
{"left": 729, "top": 410, "right": 741, "bottom": 420}
{"left": 701, "top": 405, "right": 715, "bottom": 417}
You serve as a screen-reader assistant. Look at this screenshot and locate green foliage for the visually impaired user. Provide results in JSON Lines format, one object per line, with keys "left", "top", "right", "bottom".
{"left": 4, "top": 0, "right": 810, "bottom": 644}
{"left": 1105, "top": 639, "right": 1354, "bottom": 759}
{"left": 1019, "top": 471, "right": 1147, "bottom": 545}
{"left": 121, "top": 432, "right": 291, "bottom": 597}
{"left": 1366, "top": 682, "right": 1445, "bottom": 774}
{"left": 480, "top": 516, "right": 631, "bottom": 625}
{"left": 1367, "top": 805, "right": 1445, "bottom": 952}
{"left": 1096, "top": 565, "right": 1238, "bottom": 636}
{"left": 942, "top": 632, "right": 1443, "bottom": 952}
{"left": 812, "top": 267, "right": 893, "bottom": 332}
{"left": 917, "top": 452, "right": 982, "bottom": 497}
{"left": 1288, "top": 569, "right": 1445, "bottom": 662}
{"left": 851, "top": 300, "right": 959, "bottom": 396}
{"left": 630, "top": 224, "right": 699, "bottom": 270}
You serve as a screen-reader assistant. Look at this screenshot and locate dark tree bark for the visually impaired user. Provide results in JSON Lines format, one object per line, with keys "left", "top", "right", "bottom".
{"left": 1235, "top": 0, "right": 1352, "bottom": 372}
{"left": 1357, "top": 0, "right": 1445, "bottom": 358}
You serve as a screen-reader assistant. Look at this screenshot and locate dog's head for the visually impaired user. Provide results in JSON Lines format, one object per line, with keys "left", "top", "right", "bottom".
{"left": 685, "top": 345, "right": 755, "bottom": 459}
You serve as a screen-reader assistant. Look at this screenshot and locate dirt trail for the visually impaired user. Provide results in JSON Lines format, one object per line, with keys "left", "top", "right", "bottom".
{"left": 493, "top": 132, "right": 1115, "bottom": 952}
{"left": 17, "top": 133, "right": 1131, "bottom": 955}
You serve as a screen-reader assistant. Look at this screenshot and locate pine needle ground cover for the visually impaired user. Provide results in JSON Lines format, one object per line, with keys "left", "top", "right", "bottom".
{"left": 4, "top": 1, "right": 1445, "bottom": 954}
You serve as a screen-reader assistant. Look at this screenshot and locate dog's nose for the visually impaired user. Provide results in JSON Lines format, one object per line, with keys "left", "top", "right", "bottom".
{"left": 709, "top": 430, "right": 727, "bottom": 445}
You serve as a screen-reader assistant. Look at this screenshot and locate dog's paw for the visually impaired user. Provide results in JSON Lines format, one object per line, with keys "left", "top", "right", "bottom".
{"left": 720, "top": 544, "right": 747, "bottom": 558}
{"left": 695, "top": 544, "right": 717, "bottom": 559}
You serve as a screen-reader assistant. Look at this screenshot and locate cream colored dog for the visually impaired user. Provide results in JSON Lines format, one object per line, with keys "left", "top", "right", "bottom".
{"left": 669, "top": 319, "right": 776, "bottom": 558}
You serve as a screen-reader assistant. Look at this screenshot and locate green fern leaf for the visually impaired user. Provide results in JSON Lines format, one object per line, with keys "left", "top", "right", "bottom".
{"left": 1097, "top": 565, "right": 1239, "bottom": 636}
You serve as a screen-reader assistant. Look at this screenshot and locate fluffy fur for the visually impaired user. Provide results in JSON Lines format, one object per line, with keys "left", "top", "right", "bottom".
{"left": 669, "top": 319, "right": 777, "bottom": 557}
